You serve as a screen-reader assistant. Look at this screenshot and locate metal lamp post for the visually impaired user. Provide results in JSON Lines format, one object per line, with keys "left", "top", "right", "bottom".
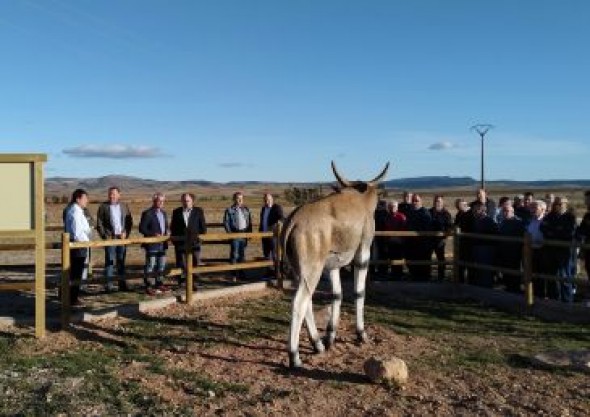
{"left": 470, "top": 124, "right": 494, "bottom": 189}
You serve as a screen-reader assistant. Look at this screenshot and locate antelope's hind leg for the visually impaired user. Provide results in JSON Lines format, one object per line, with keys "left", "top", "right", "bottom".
{"left": 323, "top": 268, "right": 343, "bottom": 349}
{"left": 288, "top": 285, "right": 310, "bottom": 369}
{"left": 353, "top": 247, "right": 371, "bottom": 343}
{"left": 305, "top": 301, "right": 325, "bottom": 354}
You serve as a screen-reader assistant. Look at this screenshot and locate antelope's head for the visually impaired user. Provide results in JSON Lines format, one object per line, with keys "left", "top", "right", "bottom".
{"left": 331, "top": 161, "right": 390, "bottom": 195}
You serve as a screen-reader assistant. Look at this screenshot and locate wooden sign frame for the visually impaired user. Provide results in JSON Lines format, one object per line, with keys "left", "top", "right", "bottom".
{"left": 0, "top": 154, "right": 47, "bottom": 338}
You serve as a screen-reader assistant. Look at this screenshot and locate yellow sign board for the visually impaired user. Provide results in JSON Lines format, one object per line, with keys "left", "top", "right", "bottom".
{"left": 0, "top": 163, "right": 33, "bottom": 230}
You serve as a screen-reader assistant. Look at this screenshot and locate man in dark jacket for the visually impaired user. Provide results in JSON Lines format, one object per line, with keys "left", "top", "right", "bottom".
{"left": 430, "top": 195, "right": 453, "bottom": 281}
{"left": 96, "top": 186, "right": 133, "bottom": 292}
{"left": 453, "top": 198, "right": 473, "bottom": 283}
{"left": 398, "top": 191, "right": 413, "bottom": 217}
{"left": 497, "top": 204, "right": 525, "bottom": 293}
{"left": 469, "top": 188, "right": 497, "bottom": 218}
{"left": 170, "top": 192, "right": 207, "bottom": 286}
{"left": 471, "top": 201, "right": 498, "bottom": 288}
{"left": 139, "top": 192, "right": 169, "bottom": 294}
{"left": 541, "top": 196, "right": 577, "bottom": 301}
{"left": 373, "top": 199, "right": 389, "bottom": 275}
{"left": 259, "top": 193, "right": 284, "bottom": 261}
{"left": 406, "top": 193, "right": 433, "bottom": 280}
{"left": 576, "top": 190, "right": 590, "bottom": 280}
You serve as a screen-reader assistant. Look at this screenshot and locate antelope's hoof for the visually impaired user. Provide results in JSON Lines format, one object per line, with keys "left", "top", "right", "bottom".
{"left": 356, "top": 330, "right": 368, "bottom": 344}
{"left": 323, "top": 334, "right": 335, "bottom": 350}
{"left": 313, "top": 339, "right": 325, "bottom": 354}
{"left": 288, "top": 352, "right": 303, "bottom": 369}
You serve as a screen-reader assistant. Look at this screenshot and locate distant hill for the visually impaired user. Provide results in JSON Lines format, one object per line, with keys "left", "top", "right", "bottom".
{"left": 46, "top": 175, "right": 590, "bottom": 196}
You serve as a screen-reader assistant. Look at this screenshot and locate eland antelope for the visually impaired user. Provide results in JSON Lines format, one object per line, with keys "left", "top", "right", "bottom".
{"left": 281, "top": 161, "right": 390, "bottom": 368}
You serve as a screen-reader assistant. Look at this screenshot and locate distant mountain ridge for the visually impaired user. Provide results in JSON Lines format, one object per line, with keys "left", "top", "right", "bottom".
{"left": 46, "top": 174, "right": 590, "bottom": 195}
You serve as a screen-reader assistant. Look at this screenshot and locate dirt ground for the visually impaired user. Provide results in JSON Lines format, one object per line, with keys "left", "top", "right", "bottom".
{"left": 1, "top": 289, "right": 589, "bottom": 416}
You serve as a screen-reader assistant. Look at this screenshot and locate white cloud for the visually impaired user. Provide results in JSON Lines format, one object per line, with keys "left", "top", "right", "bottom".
{"left": 428, "top": 141, "right": 456, "bottom": 150}
{"left": 63, "top": 144, "right": 165, "bottom": 159}
{"left": 218, "top": 162, "right": 255, "bottom": 168}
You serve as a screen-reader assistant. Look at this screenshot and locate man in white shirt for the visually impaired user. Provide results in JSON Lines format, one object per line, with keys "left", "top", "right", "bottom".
{"left": 527, "top": 200, "right": 547, "bottom": 297}
{"left": 96, "top": 187, "right": 133, "bottom": 292}
{"left": 170, "top": 193, "right": 207, "bottom": 286}
{"left": 223, "top": 192, "right": 252, "bottom": 280}
{"left": 65, "top": 189, "right": 92, "bottom": 305}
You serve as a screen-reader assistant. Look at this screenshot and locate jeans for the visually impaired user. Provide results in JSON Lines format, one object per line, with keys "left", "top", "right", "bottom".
{"left": 104, "top": 244, "right": 126, "bottom": 284}
{"left": 144, "top": 251, "right": 166, "bottom": 287}
{"left": 229, "top": 238, "right": 247, "bottom": 264}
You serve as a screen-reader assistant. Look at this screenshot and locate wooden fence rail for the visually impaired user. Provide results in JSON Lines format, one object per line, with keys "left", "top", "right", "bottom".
{"left": 2, "top": 225, "right": 589, "bottom": 330}
{"left": 59, "top": 227, "right": 279, "bottom": 326}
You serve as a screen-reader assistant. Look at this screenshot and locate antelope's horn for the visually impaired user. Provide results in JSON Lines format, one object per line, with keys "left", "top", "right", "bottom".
{"left": 331, "top": 161, "right": 352, "bottom": 188}
{"left": 367, "top": 162, "right": 390, "bottom": 186}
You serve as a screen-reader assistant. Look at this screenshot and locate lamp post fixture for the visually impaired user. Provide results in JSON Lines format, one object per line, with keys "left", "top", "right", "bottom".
{"left": 470, "top": 124, "right": 494, "bottom": 189}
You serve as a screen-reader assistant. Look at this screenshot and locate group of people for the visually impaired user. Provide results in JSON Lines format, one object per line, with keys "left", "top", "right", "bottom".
{"left": 373, "top": 188, "right": 590, "bottom": 302}
{"left": 459, "top": 189, "right": 590, "bottom": 302}
{"left": 63, "top": 187, "right": 283, "bottom": 304}
{"left": 373, "top": 192, "right": 453, "bottom": 281}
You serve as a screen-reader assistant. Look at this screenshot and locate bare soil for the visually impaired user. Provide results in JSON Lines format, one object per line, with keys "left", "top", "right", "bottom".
{"left": 1, "top": 289, "right": 589, "bottom": 416}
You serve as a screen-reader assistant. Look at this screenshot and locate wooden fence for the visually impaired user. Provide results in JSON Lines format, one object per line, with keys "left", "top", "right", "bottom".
{"left": 2, "top": 225, "right": 589, "bottom": 330}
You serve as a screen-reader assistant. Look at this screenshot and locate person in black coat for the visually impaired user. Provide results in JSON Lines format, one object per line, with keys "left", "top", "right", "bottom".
{"left": 398, "top": 191, "right": 413, "bottom": 217}
{"left": 497, "top": 204, "right": 525, "bottom": 293}
{"left": 576, "top": 190, "right": 590, "bottom": 280}
{"left": 139, "top": 192, "right": 169, "bottom": 293}
{"left": 259, "top": 193, "right": 284, "bottom": 263}
{"left": 469, "top": 188, "right": 497, "bottom": 218}
{"left": 373, "top": 199, "right": 389, "bottom": 275}
{"left": 471, "top": 201, "right": 498, "bottom": 288}
{"left": 170, "top": 192, "right": 207, "bottom": 285}
{"left": 540, "top": 197, "right": 577, "bottom": 301}
{"left": 453, "top": 198, "right": 473, "bottom": 283}
{"left": 429, "top": 195, "right": 453, "bottom": 281}
{"left": 406, "top": 193, "right": 433, "bottom": 280}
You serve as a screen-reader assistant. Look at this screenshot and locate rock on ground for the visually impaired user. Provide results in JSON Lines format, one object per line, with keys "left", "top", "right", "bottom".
{"left": 364, "top": 356, "right": 409, "bottom": 385}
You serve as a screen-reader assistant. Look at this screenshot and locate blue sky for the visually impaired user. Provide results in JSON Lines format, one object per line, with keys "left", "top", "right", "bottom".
{"left": 1, "top": 1, "right": 589, "bottom": 182}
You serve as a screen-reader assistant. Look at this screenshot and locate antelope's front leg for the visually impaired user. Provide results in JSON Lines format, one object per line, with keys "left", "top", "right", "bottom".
{"left": 353, "top": 248, "right": 371, "bottom": 343}
{"left": 324, "top": 268, "right": 342, "bottom": 349}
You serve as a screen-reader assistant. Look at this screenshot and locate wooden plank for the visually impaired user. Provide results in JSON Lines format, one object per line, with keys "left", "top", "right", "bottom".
{"left": 459, "top": 232, "right": 524, "bottom": 244}
{"left": 185, "top": 228, "right": 194, "bottom": 304}
{"left": 274, "top": 222, "right": 283, "bottom": 289}
{"left": 34, "top": 160, "right": 46, "bottom": 339}
{"left": 453, "top": 228, "right": 461, "bottom": 283}
{"left": 69, "top": 235, "right": 169, "bottom": 249}
{"left": 195, "top": 260, "right": 273, "bottom": 274}
{"left": 457, "top": 260, "right": 523, "bottom": 277}
{"left": 0, "top": 242, "right": 61, "bottom": 250}
{"left": 522, "top": 233, "right": 534, "bottom": 307}
{"left": 0, "top": 282, "right": 35, "bottom": 291}
{"left": 0, "top": 244, "right": 36, "bottom": 251}
{"left": 61, "top": 232, "right": 71, "bottom": 328}
{"left": 199, "top": 232, "right": 274, "bottom": 241}
{"left": 0, "top": 230, "right": 35, "bottom": 238}
{"left": 0, "top": 154, "right": 47, "bottom": 163}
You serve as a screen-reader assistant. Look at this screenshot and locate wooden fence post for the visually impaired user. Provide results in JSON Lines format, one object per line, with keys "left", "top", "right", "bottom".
{"left": 453, "top": 228, "right": 461, "bottom": 283}
{"left": 274, "top": 222, "right": 283, "bottom": 289}
{"left": 522, "top": 232, "right": 534, "bottom": 307}
{"left": 61, "top": 232, "right": 71, "bottom": 328}
{"left": 185, "top": 229, "right": 194, "bottom": 304}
